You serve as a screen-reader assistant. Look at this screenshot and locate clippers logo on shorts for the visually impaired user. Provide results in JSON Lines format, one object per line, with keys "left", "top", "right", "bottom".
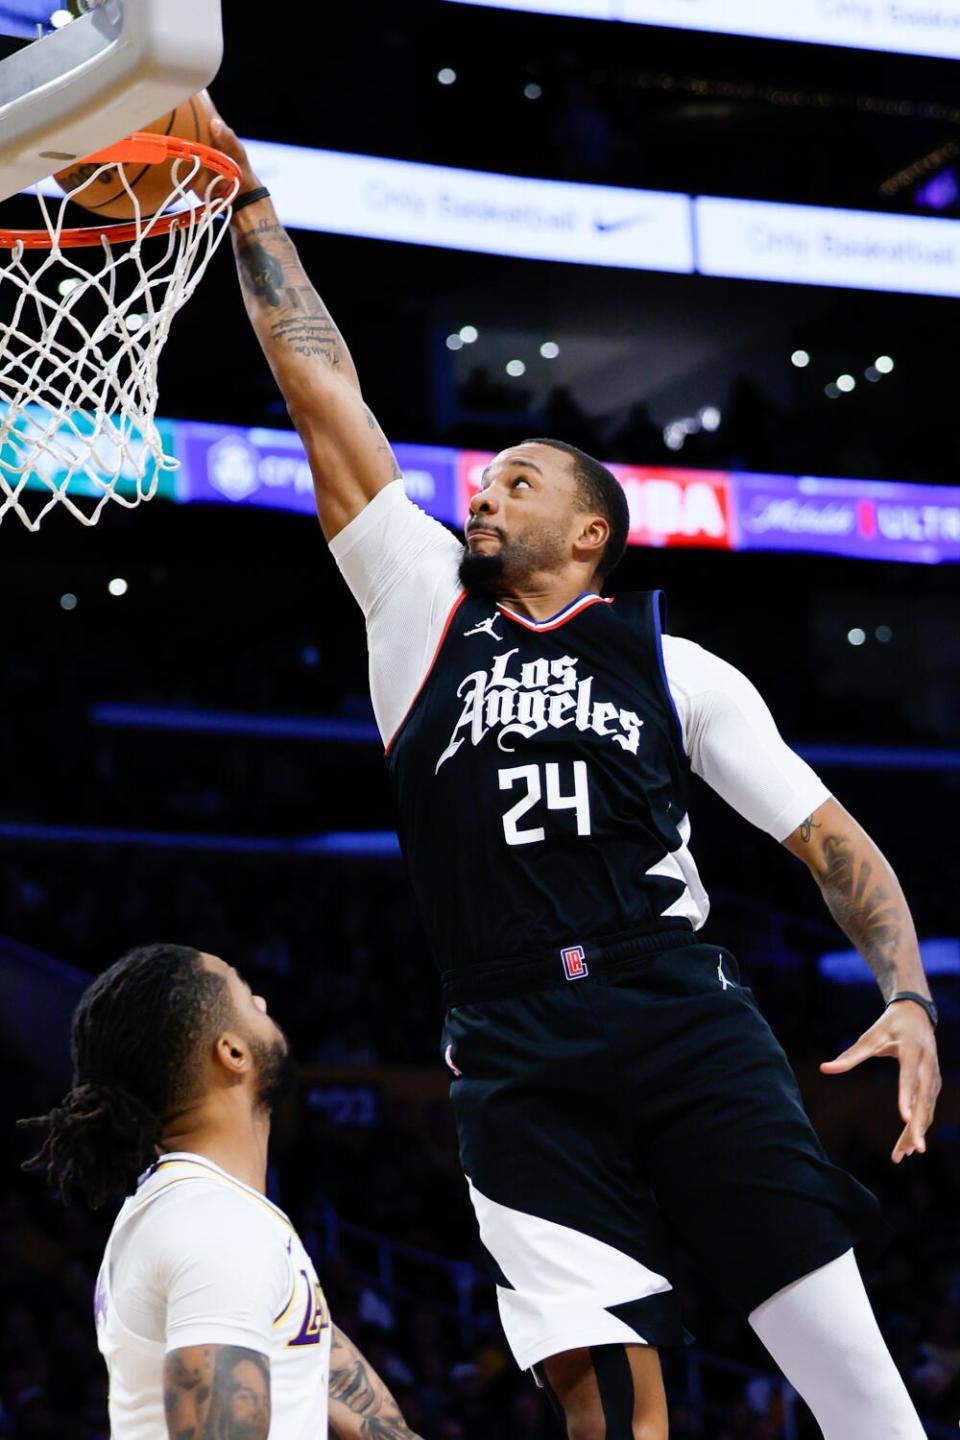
{"left": 562, "top": 945, "right": 589, "bottom": 980}
{"left": 435, "top": 649, "right": 644, "bottom": 773}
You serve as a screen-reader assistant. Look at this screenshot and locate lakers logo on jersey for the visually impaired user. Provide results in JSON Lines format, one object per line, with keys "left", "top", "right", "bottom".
{"left": 287, "top": 1270, "right": 330, "bottom": 1349}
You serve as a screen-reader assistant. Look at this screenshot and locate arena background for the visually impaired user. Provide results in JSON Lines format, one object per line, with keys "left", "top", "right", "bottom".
{"left": 1, "top": 2, "right": 959, "bottom": 1435}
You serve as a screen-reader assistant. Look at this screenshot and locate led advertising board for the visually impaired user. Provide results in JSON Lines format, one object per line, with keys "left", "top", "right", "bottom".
{"left": 443, "top": 0, "right": 960, "bottom": 61}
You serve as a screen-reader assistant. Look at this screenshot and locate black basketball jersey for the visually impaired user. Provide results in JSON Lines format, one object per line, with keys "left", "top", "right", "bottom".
{"left": 386, "top": 589, "right": 694, "bottom": 975}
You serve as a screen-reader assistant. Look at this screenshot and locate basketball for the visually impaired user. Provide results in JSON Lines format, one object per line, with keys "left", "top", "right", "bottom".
{"left": 54, "top": 90, "right": 218, "bottom": 219}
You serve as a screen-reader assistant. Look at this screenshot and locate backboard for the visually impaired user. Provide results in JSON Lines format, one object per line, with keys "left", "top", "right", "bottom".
{"left": 0, "top": 0, "right": 224, "bottom": 202}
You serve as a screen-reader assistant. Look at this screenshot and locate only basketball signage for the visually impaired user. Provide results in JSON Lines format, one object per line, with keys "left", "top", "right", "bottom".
{"left": 612, "top": 467, "right": 733, "bottom": 550}
{"left": 244, "top": 141, "right": 693, "bottom": 274}
{"left": 443, "top": 0, "right": 960, "bottom": 60}
{"left": 695, "top": 197, "right": 960, "bottom": 300}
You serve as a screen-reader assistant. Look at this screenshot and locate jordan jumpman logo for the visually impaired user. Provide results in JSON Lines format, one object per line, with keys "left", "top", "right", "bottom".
{"left": 717, "top": 955, "right": 734, "bottom": 990}
{"left": 464, "top": 615, "right": 503, "bottom": 642}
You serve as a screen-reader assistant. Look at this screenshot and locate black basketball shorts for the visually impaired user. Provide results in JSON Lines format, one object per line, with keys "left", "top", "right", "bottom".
{"left": 441, "top": 930, "right": 883, "bottom": 1372}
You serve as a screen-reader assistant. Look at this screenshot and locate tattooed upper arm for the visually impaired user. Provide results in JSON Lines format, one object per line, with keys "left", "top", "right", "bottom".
{"left": 164, "top": 1344, "right": 271, "bottom": 1440}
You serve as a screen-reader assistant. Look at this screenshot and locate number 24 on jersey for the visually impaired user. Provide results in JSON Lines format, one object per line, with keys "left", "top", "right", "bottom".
{"left": 498, "top": 761, "right": 591, "bottom": 846}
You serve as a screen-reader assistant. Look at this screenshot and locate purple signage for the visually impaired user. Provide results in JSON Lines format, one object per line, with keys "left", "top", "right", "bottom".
{"left": 176, "top": 422, "right": 460, "bottom": 526}
{"left": 734, "top": 474, "right": 960, "bottom": 565}
{"left": 165, "top": 416, "right": 960, "bottom": 565}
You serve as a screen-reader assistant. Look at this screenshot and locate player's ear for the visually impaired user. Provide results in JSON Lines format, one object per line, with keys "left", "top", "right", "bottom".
{"left": 213, "top": 1030, "right": 251, "bottom": 1078}
{"left": 574, "top": 513, "right": 609, "bottom": 567}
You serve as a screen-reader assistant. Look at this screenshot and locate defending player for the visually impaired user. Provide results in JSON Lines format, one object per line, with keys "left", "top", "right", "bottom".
{"left": 213, "top": 116, "right": 941, "bottom": 1440}
{"left": 20, "top": 942, "right": 422, "bottom": 1440}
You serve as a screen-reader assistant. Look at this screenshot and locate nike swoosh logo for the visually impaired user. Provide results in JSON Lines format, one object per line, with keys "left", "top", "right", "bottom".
{"left": 594, "top": 211, "right": 652, "bottom": 234}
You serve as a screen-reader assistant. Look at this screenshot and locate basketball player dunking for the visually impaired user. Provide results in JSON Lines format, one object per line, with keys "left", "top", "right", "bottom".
{"left": 213, "top": 117, "right": 941, "bottom": 1440}
{"left": 21, "top": 944, "right": 422, "bottom": 1440}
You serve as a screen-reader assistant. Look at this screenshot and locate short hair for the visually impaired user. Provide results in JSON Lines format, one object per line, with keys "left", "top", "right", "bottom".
{"left": 523, "top": 437, "right": 630, "bottom": 580}
{"left": 19, "top": 944, "right": 231, "bottom": 1209}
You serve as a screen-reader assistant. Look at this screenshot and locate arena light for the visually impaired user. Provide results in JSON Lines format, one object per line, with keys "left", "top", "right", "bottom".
{"left": 791, "top": 350, "right": 811, "bottom": 368}
{"left": 875, "top": 355, "right": 895, "bottom": 374}
{"left": 876, "top": 625, "right": 893, "bottom": 642}
{"left": 437, "top": 67, "right": 457, "bottom": 86}
{"left": 506, "top": 359, "right": 526, "bottom": 376}
{"left": 446, "top": 333, "right": 464, "bottom": 351}
{"left": 540, "top": 341, "right": 560, "bottom": 359}
{"left": 59, "top": 592, "right": 77, "bottom": 610}
{"left": 836, "top": 374, "right": 856, "bottom": 393}
{"left": 847, "top": 627, "right": 867, "bottom": 646}
{"left": 524, "top": 83, "right": 542, "bottom": 100}
{"left": 459, "top": 325, "right": 479, "bottom": 343}
{"left": 107, "top": 577, "right": 128, "bottom": 597}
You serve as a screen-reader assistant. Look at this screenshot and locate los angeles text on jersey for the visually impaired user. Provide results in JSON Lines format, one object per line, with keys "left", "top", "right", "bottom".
{"left": 436, "top": 647, "right": 644, "bottom": 772}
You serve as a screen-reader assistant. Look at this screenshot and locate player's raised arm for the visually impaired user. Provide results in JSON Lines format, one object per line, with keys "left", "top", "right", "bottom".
{"left": 164, "top": 1344, "right": 271, "bottom": 1439}
{"left": 210, "top": 116, "right": 401, "bottom": 541}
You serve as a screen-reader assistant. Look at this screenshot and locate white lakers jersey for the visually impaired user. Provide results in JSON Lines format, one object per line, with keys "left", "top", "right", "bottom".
{"left": 95, "top": 1152, "right": 330, "bottom": 1439}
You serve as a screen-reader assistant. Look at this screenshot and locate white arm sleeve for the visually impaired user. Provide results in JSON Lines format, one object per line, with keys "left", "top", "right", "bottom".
{"left": 328, "top": 480, "right": 464, "bottom": 745}
{"left": 662, "top": 635, "right": 831, "bottom": 842}
{"left": 152, "top": 1189, "right": 289, "bottom": 1354}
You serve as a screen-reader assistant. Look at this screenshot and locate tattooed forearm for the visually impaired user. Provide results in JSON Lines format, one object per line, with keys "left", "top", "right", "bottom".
{"left": 818, "top": 834, "right": 902, "bottom": 999}
{"left": 163, "top": 1345, "right": 270, "bottom": 1440}
{"left": 269, "top": 317, "right": 347, "bottom": 363}
{"left": 328, "top": 1327, "right": 422, "bottom": 1440}
{"left": 236, "top": 238, "right": 286, "bottom": 307}
{"left": 798, "top": 814, "right": 821, "bottom": 844}
{"left": 231, "top": 221, "right": 357, "bottom": 383}
{"left": 330, "top": 1355, "right": 378, "bottom": 1414}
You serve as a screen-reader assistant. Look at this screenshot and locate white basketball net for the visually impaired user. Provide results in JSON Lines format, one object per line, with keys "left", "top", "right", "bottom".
{"left": 0, "top": 152, "right": 238, "bottom": 530}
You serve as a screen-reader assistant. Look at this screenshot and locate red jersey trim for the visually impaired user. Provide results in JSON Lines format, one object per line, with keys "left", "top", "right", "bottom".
{"left": 384, "top": 590, "right": 469, "bottom": 757}
{"left": 496, "top": 593, "right": 612, "bottom": 633}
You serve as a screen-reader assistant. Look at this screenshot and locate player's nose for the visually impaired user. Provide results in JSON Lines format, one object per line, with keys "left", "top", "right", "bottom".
{"left": 469, "top": 488, "right": 500, "bottom": 516}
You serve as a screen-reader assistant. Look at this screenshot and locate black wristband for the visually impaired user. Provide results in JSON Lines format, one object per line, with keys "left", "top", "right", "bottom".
{"left": 886, "top": 991, "right": 938, "bottom": 1029}
{"left": 231, "top": 186, "right": 271, "bottom": 214}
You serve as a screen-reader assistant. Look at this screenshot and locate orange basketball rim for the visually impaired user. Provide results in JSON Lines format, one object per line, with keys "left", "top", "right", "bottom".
{"left": 0, "top": 133, "right": 242, "bottom": 249}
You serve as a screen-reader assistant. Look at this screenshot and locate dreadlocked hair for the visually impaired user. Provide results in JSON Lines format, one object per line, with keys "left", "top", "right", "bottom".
{"left": 19, "top": 943, "right": 231, "bottom": 1210}
{"left": 523, "top": 437, "right": 630, "bottom": 580}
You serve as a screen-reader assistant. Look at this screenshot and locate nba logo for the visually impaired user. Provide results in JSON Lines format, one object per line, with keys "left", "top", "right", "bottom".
{"left": 561, "top": 945, "right": 588, "bottom": 981}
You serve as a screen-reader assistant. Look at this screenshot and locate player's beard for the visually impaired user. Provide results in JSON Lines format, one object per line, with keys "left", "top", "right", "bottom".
{"left": 459, "top": 523, "right": 569, "bottom": 597}
{"left": 249, "top": 1028, "right": 297, "bottom": 1114}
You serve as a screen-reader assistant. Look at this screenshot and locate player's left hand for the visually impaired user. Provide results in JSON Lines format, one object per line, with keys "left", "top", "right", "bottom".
{"left": 820, "top": 1002, "right": 941, "bottom": 1164}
